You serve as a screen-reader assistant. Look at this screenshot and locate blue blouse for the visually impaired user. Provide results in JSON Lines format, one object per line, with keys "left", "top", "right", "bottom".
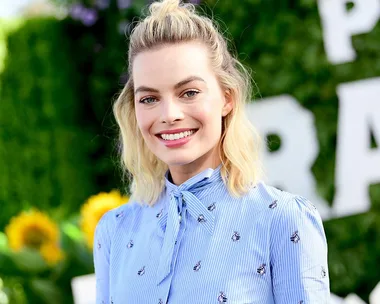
{"left": 94, "top": 166, "right": 330, "bottom": 304}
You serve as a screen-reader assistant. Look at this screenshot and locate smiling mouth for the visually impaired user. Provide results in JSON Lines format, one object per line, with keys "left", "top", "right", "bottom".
{"left": 158, "top": 129, "right": 198, "bottom": 141}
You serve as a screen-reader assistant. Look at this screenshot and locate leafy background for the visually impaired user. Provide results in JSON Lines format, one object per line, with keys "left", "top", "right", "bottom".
{"left": 0, "top": 0, "right": 379, "bottom": 302}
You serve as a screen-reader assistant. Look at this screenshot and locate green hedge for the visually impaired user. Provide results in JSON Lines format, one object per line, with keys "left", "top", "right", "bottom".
{"left": 203, "top": 1, "right": 380, "bottom": 300}
{"left": 0, "top": 18, "right": 99, "bottom": 229}
{"left": 1, "top": 0, "right": 379, "bottom": 302}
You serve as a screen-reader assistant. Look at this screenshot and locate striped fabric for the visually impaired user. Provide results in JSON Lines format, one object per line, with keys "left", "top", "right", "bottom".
{"left": 94, "top": 166, "right": 330, "bottom": 303}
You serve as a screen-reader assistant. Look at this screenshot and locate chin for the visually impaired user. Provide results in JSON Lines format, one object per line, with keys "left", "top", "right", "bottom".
{"left": 158, "top": 151, "right": 198, "bottom": 166}
{"left": 164, "top": 157, "right": 196, "bottom": 167}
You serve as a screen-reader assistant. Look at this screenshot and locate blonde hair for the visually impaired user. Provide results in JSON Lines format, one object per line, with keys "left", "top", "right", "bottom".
{"left": 113, "top": 0, "right": 262, "bottom": 205}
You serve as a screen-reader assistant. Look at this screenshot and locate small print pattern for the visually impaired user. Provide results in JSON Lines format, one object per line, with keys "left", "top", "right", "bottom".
{"left": 94, "top": 167, "right": 330, "bottom": 304}
{"left": 207, "top": 203, "right": 216, "bottom": 211}
{"left": 269, "top": 200, "right": 278, "bottom": 209}
{"left": 257, "top": 264, "right": 266, "bottom": 275}
{"left": 290, "top": 231, "right": 300, "bottom": 243}
{"left": 137, "top": 266, "right": 145, "bottom": 276}
{"left": 156, "top": 209, "right": 163, "bottom": 219}
{"left": 231, "top": 231, "right": 240, "bottom": 242}
{"left": 218, "top": 292, "right": 227, "bottom": 303}
{"left": 321, "top": 266, "right": 327, "bottom": 278}
{"left": 193, "top": 261, "right": 201, "bottom": 271}
{"left": 197, "top": 214, "right": 206, "bottom": 223}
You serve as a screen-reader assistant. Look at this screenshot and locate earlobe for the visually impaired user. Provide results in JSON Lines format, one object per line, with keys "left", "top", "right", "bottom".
{"left": 222, "top": 89, "right": 234, "bottom": 117}
{"left": 222, "top": 103, "right": 233, "bottom": 117}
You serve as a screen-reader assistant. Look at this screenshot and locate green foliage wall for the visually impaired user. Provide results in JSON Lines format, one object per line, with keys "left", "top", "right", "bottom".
{"left": 1, "top": 0, "right": 379, "bottom": 302}
{"left": 202, "top": 0, "right": 380, "bottom": 300}
{"left": 0, "top": 18, "right": 99, "bottom": 229}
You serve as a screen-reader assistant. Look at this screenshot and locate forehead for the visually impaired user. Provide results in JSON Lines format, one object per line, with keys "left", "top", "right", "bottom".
{"left": 132, "top": 41, "right": 213, "bottom": 87}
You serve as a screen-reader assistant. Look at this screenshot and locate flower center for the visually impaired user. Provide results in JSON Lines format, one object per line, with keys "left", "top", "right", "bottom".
{"left": 24, "top": 227, "right": 48, "bottom": 249}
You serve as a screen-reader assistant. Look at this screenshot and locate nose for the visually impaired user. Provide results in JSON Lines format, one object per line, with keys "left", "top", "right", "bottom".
{"left": 160, "top": 98, "right": 184, "bottom": 124}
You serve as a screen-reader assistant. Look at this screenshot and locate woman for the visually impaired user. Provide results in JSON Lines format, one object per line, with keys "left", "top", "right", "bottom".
{"left": 94, "top": 0, "right": 330, "bottom": 303}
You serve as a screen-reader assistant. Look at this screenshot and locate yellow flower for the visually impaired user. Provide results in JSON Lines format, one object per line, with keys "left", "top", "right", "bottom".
{"left": 40, "top": 242, "right": 65, "bottom": 266}
{"left": 81, "top": 190, "right": 128, "bottom": 249}
{"left": 5, "top": 209, "right": 64, "bottom": 265}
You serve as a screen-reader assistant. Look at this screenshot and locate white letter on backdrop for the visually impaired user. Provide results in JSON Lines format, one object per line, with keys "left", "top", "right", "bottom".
{"left": 334, "top": 78, "right": 380, "bottom": 217}
{"left": 246, "top": 95, "right": 332, "bottom": 220}
{"left": 318, "top": 0, "right": 380, "bottom": 64}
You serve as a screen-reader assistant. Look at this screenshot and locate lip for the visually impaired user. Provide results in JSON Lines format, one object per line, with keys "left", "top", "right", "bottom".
{"left": 156, "top": 129, "right": 198, "bottom": 148}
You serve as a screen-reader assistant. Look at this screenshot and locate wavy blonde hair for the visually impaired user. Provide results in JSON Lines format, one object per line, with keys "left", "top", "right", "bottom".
{"left": 113, "top": 0, "right": 262, "bottom": 205}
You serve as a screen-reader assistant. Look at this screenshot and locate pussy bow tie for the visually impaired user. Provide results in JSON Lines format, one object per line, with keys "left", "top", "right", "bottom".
{"left": 156, "top": 169, "right": 219, "bottom": 284}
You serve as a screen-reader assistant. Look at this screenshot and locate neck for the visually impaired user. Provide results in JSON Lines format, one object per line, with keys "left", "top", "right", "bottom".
{"left": 168, "top": 147, "right": 221, "bottom": 185}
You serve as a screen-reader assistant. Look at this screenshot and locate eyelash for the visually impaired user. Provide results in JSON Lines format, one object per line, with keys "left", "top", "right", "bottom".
{"left": 139, "top": 96, "right": 156, "bottom": 104}
{"left": 183, "top": 89, "right": 200, "bottom": 98}
{"left": 139, "top": 90, "right": 200, "bottom": 104}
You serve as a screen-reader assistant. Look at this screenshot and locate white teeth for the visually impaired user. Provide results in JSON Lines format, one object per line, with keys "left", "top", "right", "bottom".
{"left": 161, "top": 130, "right": 195, "bottom": 141}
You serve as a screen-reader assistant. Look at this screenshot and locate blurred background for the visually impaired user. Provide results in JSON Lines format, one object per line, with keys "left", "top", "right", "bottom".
{"left": 0, "top": 0, "right": 379, "bottom": 303}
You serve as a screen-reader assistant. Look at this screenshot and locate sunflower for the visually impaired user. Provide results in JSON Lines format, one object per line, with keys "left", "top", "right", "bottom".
{"left": 80, "top": 190, "right": 128, "bottom": 249}
{"left": 40, "top": 242, "right": 65, "bottom": 265}
{"left": 5, "top": 209, "right": 64, "bottom": 265}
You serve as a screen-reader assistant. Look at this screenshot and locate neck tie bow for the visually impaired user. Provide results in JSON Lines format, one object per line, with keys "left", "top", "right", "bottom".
{"left": 156, "top": 168, "right": 219, "bottom": 284}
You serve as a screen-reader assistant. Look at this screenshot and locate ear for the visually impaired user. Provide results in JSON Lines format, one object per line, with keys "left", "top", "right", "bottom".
{"left": 222, "top": 89, "right": 234, "bottom": 117}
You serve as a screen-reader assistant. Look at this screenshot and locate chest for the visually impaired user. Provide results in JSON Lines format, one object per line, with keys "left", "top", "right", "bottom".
{"left": 109, "top": 207, "right": 274, "bottom": 304}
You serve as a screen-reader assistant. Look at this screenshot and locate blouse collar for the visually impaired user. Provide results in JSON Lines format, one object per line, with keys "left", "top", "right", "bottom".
{"left": 164, "top": 165, "right": 223, "bottom": 198}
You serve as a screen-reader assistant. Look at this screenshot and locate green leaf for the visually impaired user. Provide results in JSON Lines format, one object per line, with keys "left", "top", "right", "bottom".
{"left": 10, "top": 249, "right": 48, "bottom": 274}
{"left": 62, "top": 229, "right": 93, "bottom": 272}
{"left": 62, "top": 222, "right": 83, "bottom": 243}
{"left": 29, "top": 279, "right": 62, "bottom": 304}
{"left": 0, "top": 233, "right": 9, "bottom": 253}
{"left": 0, "top": 252, "right": 23, "bottom": 276}
{"left": 0, "top": 277, "right": 27, "bottom": 304}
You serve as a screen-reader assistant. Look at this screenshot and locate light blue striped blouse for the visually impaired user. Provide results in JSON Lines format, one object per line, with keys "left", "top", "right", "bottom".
{"left": 94, "top": 166, "right": 330, "bottom": 304}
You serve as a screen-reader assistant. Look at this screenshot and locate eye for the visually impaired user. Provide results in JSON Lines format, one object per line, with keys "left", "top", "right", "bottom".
{"left": 139, "top": 96, "right": 157, "bottom": 104}
{"left": 182, "top": 90, "right": 200, "bottom": 98}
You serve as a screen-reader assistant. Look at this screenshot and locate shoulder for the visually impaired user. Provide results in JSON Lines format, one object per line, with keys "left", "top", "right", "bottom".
{"left": 95, "top": 200, "right": 144, "bottom": 239}
{"left": 245, "top": 182, "right": 324, "bottom": 232}
{"left": 252, "top": 182, "right": 327, "bottom": 244}
{"left": 249, "top": 182, "right": 320, "bottom": 213}
{"left": 242, "top": 181, "right": 299, "bottom": 211}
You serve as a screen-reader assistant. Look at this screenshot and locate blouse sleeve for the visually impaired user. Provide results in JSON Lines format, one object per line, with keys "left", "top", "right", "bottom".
{"left": 270, "top": 196, "right": 330, "bottom": 304}
{"left": 93, "top": 211, "right": 114, "bottom": 304}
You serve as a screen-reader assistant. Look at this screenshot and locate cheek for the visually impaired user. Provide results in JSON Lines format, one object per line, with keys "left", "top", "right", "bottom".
{"left": 195, "top": 110, "right": 223, "bottom": 136}
{"left": 135, "top": 107, "right": 151, "bottom": 135}
{"left": 197, "top": 100, "right": 223, "bottom": 130}
{"left": 195, "top": 96, "right": 221, "bottom": 119}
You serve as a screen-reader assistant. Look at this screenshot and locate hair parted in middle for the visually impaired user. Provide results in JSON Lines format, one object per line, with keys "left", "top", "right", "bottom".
{"left": 113, "top": 0, "right": 263, "bottom": 205}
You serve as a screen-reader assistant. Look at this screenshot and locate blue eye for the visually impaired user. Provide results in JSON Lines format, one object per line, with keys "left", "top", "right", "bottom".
{"left": 139, "top": 97, "right": 157, "bottom": 104}
{"left": 183, "top": 90, "right": 199, "bottom": 98}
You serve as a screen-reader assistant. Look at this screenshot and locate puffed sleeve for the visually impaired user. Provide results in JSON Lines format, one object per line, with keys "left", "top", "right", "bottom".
{"left": 270, "top": 196, "right": 330, "bottom": 304}
{"left": 93, "top": 211, "right": 114, "bottom": 304}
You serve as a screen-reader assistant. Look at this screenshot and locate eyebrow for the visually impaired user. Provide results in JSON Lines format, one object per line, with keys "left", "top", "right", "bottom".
{"left": 134, "top": 76, "right": 206, "bottom": 95}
